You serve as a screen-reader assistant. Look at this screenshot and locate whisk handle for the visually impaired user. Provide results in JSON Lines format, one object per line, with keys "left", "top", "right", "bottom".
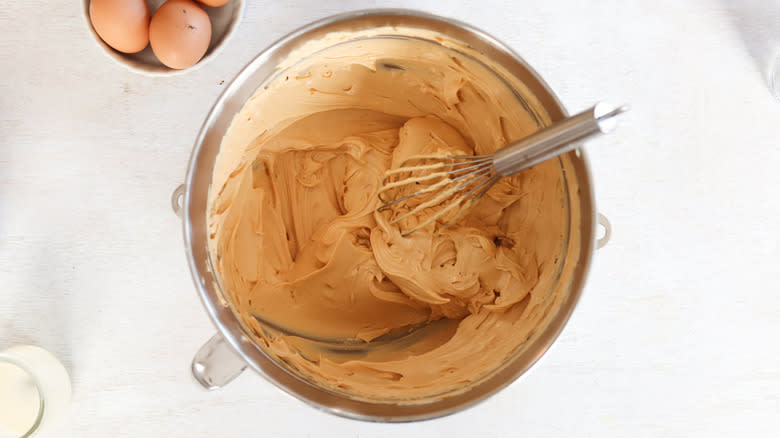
{"left": 492, "top": 102, "right": 628, "bottom": 177}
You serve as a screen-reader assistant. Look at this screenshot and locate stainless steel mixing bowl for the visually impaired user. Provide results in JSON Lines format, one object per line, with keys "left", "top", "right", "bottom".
{"left": 172, "top": 9, "right": 610, "bottom": 422}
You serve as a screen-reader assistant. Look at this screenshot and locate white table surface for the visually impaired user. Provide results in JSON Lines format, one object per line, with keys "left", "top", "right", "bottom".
{"left": 2, "top": 0, "right": 779, "bottom": 436}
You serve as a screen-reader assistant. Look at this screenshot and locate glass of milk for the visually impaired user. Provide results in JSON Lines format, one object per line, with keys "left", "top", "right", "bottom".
{"left": 0, "top": 346, "right": 71, "bottom": 438}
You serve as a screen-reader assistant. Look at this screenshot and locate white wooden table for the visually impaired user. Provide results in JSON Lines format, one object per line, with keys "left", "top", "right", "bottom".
{"left": 1, "top": 1, "right": 779, "bottom": 436}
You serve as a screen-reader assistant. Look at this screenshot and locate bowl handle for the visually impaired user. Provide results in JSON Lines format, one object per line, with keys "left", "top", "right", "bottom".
{"left": 191, "top": 333, "right": 247, "bottom": 390}
{"left": 597, "top": 213, "right": 612, "bottom": 249}
{"left": 171, "top": 184, "right": 186, "bottom": 219}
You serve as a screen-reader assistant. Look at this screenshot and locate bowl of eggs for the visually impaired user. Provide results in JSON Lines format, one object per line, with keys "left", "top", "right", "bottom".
{"left": 84, "top": 0, "right": 244, "bottom": 75}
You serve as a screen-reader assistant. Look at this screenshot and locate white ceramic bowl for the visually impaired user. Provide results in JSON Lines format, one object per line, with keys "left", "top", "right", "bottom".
{"left": 82, "top": 0, "right": 244, "bottom": 76}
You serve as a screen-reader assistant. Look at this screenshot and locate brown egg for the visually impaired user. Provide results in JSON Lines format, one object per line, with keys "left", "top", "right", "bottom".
{"left": 196, "top": 0, "right": 231, "bottom": 6}
{"left": 89, "top": 0, "right": 150, "bottom": 54}
{"left": 150, "top": 0, "right": 213, "bottom": 70}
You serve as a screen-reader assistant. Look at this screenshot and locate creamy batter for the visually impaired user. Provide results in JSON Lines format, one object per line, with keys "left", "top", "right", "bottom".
{"left": 208, "top": 31, "right": 571, "bottom": 402}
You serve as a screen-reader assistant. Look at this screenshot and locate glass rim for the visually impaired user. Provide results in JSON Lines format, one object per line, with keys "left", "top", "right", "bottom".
{"left": 770, "top": 56, "right": 780, "bottom": 99}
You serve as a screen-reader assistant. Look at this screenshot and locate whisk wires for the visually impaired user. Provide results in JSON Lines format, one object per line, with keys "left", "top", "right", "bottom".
{"left": 377, "top": 155, "right": 500, "bottom": 236}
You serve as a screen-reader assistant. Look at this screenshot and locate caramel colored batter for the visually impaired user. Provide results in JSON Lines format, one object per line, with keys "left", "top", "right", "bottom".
{"left": 208, "top": 32, "right": 570, "bottom": 402}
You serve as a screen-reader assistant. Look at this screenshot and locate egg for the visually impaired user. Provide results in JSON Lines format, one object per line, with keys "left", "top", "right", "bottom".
{"left": 150, "top": 0, "right": 213, "bottom": 70}
{"left": 89, "top": 0, "right": 150, "bottom": 54}
{"left": 196, "top": 0, "right": 231, "bottom": 6}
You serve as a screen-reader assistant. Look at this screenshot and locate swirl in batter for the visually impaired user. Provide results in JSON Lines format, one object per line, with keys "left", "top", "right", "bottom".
{"left": 208, "top": 33, "right": 570, "bottom": 401}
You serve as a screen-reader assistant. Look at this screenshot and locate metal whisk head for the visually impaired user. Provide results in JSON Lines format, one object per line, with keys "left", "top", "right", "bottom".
{"left": 376, "top": 102, "right": 629, "bottom": 236}
{"left": 377, "top": 154, "right": 501, "bottom": 236}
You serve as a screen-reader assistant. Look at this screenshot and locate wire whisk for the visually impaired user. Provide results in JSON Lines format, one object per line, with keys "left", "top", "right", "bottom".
{"left": 377, "top": 102, "right": 629, "bottom": 236}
